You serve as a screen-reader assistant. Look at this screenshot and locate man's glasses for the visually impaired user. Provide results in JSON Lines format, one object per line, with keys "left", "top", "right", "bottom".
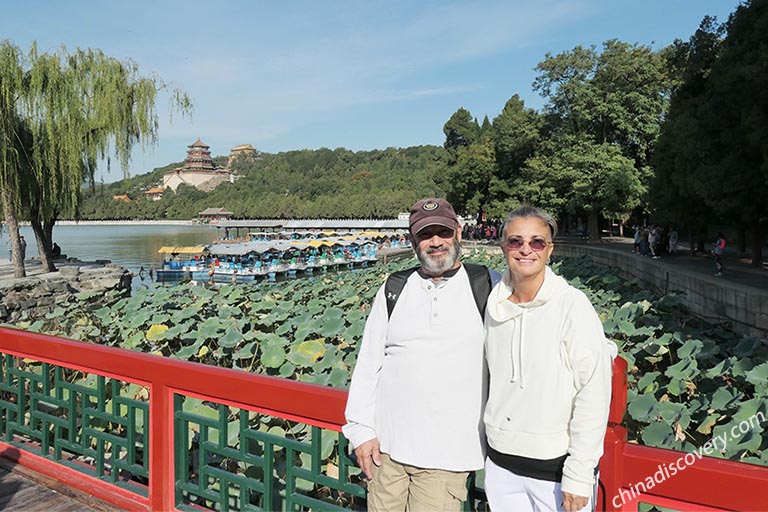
{"left": 505, "top": 237, "right": 551, "bottom": 252}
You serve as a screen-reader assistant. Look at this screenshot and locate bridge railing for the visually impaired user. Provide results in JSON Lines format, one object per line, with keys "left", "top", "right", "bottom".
{"left": 0, "top": 326, "right": 766, "bottom": 511}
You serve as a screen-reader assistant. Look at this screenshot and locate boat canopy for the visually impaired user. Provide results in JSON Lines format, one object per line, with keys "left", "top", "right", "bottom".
{"left": 158, "top": 246, "right": 207, "bottom": 255}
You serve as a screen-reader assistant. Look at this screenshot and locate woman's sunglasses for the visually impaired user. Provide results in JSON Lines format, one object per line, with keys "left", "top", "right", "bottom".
{"left": 505, "top": 237, "right": 552, "bottom": 252}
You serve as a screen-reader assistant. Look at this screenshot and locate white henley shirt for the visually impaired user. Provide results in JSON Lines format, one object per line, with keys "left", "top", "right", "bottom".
{"left": 343, "top": 265, "right": 487, "bottom": 471}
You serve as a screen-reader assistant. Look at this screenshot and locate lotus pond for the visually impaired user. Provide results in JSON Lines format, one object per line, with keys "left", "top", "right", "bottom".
{"left": 13, "top": 251, "right": 768, "bottom": 467}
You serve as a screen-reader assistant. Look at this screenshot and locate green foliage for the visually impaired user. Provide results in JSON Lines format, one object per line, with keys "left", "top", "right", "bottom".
{"left": 16, "top": 253, "right": 768, "bottom": 467}
{"left": 555, "top": 255, "right": 767, "bottom": 464}
{"left": 0, "top": 39, "right": 191, "bottom": 276}
{"left": 652, "top": 2, "right": 768, "bottom": 265}
{"left": 79, "top": 146, "right": 447, "bottom": 219}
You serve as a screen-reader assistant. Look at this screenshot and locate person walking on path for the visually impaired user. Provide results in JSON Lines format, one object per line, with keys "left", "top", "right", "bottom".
{"left": 19, "top": 236, "right": 27, "bottom": 261}
{"left": 668, "top": 228, "right": 679, "bottom": 255}
{"left": 344, "top": 198, "right": 498, "bottom": 512}
{"left": 713, "top": 232, "right": 726, "bottom": 276}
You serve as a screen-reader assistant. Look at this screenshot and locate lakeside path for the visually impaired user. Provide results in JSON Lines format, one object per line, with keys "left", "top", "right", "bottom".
{"left": 572, "top": 236, "right": 768, "bottom": 292}
{"left": 467, "top": 236, "right": 768, "bottom": 294}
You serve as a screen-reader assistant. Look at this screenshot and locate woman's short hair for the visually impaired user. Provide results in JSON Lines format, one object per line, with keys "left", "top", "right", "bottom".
{"left": 500, "top": 206, "right": 558, "bottom": 241}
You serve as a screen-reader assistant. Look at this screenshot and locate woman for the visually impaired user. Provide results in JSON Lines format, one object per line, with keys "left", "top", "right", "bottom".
{"left": 484, "top": 206, "right": 614, "bottom": 512}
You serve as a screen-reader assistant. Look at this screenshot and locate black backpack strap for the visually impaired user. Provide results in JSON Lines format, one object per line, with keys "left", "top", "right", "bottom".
{"left": 463, "top": 263, "right": 494, "bottom": 319}
{"left": 385, "top": 267, "right": 419, "bottom": 318}
{"left": 385, "top": 264, "right": 499, "bottom": 320}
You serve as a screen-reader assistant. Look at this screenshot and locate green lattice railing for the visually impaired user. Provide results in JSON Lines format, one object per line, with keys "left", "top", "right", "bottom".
{"left": 175, "top": 398, "right": 365, "bottom": 511}
{"left": 0, "top": 354, "right": 149, "bottom": 494}
{"left": 0, "top": 347, "right": 368, "bottom": 511}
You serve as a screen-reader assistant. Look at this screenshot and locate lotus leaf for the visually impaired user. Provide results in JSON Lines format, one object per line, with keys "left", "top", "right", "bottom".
{"left": 665, "top": 358, "right": 699, "bottom": 381}
{"left": 745, "top": 363, "right": 768, "bottom": 392}
{"left": 145, "top": 324, "right": 169, "bottom": 341}
{"left": 173, "top": 307, "right": 199, "bottom": 322}
{"left": 234, "top": 341, "right": 256, "bottom": 359}
{"left": 279, "top": 362, "right": 296, "bottom": 378}
{"left": 321, "top": 429, "right": 336, "bottom": 459}
{"left": 710, "top": 387, "right": 742, "bottom": 411}
{"left": 628, "top": 393, "right": 660, "bottom": 422}
{"left": 261, "top": 340, "right": 286, "bottom": 369}
{"left": 712, "top": 420, "right": 763, "bottom": 457}
{"left": 126, "top": 310, "right": 152, "bottom": 329}
{"left": 160, "top": 320, "right": 195, "bottom": 340}
{"left": 172, "top": 336, "right": 205, "bottom": 359}
{"left": 641, "top": 421, "right": 676, "bottom": 448}
{"left": 296, "top": 453, "right": 315, "bottom": 490}
{"left": 293, "top": 324, "right": 314, "bottom": 343}
{"left": 328, "top": 366, "right": 349, "bottom": 388}
{"left": 198, "top": 317, "right": 225, "bottom": 339}
{"left": 320, "top": 307, "right": 346, "bottom": 338}
{"left": 732, "top": 398, "right": 766, "bottom": 423}
{"left": 218, "top": 328, "right": 242, "bottom": 349}
{"left": 704, "top": 358, "right": 730, "bottom": 379}
{"left": 696, "top": 413, "right": 721, "bottom": 435}
{"left": 731, "top": 357, "right": 755, "bottom": 377}
{"left": 636, "top": 371, "right": 661, "bottom": 392}
{"left": 677, "top": 338, "right": 704, "bottom": 359}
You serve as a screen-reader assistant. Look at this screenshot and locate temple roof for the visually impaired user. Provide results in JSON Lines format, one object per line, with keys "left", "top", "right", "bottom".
{"left": 231, "top": 144, "right": 256, "bottom": 151}
{"left": 188, "top": 138, "right": 209, "bottom": 149}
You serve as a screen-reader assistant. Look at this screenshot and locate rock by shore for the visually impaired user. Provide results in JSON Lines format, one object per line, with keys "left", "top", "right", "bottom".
{"left": 0, "top": 257, "right": 131, "bottom": 324}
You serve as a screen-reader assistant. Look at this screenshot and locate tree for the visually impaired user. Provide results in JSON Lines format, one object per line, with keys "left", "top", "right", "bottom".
{"left": 443, "top": 108, "right": 479, "bottom": 160}
{"left": 0, "top": 42, "right": 28, "bottom": 277}
{"left": 443, "top": 140, "right": 497, "bottom": 217}
{"left": 492, "top": 94, "right": 541, "bottom": 184}
{"left": 653, "top": 1, "right": 768, "bottom": 266}
{"left": 0, "top": 40, "right": 192, "bottom": 276}
{"left": 652, "top": 17, "right": 726, "bottom": 250}
{"left": 521, "top": 135, "right": 644, "bottom": 240}
{"left": 699, "top": 0, "right": 768, "bottom": 265}
{"left": 533, "top": 41, "right": 671, "bottom": 237}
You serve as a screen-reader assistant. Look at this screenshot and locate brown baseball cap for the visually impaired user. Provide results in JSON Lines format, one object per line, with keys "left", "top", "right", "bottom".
{"left": 409, "top": 198, "right": 459, "bottom": 234}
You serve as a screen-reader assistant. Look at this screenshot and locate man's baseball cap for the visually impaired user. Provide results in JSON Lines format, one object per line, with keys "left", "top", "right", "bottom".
{"left": 409, "top": 198, "right": 459, "bottom": 234}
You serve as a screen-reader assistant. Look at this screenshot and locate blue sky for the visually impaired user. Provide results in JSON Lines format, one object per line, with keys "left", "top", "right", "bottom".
{"left": 1, "top": 0, "right": 742, "bottom": 183}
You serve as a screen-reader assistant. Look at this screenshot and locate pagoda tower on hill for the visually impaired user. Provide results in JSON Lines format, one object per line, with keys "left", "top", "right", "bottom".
{"left": 183, "top": 138, "right": 216, "bottom": 171}
{"left": 161, "top": 138, "right": 233, "bottom": 193}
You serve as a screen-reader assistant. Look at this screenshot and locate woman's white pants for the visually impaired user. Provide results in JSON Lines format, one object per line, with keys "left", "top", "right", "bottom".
{"left": 484, "top": 457, "right": 594, "bottom": 512}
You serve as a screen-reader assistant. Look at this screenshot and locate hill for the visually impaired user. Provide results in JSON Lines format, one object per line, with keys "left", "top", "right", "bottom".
{"left": 79, "top": 146, "right": 448, "bottom": 219}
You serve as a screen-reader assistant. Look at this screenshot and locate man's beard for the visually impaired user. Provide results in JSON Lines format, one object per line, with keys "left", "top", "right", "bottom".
{"left": 414, "top": 236, "right": 462, "bottom": 276}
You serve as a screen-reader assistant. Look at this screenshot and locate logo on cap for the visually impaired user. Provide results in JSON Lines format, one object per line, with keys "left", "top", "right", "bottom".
{"left": 422, "top": 201, "right": 439, "bottom": 211}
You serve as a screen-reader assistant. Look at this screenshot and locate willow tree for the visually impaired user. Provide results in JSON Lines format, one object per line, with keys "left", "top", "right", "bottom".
{"left": 0, "top": 42, "right": 27, "bottom": 277}
{"left": 0, "top": 40, "right": 192, "bottom": 276}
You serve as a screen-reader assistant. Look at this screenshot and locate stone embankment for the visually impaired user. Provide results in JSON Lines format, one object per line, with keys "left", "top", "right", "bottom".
{"left": 464, "top": 240, "right": 767, "bottom": 340}
{"left": 0, "top": 259, "right": 131, "bottom": 324}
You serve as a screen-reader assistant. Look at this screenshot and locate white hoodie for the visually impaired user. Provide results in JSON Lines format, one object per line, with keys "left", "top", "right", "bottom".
{"left": 484, "top": 266, "right": 613, "bottom": 497}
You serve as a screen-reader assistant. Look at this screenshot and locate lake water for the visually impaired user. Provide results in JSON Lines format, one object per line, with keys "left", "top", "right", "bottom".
{"left": 2, "top": 224, "right": 219, "bottom": 291}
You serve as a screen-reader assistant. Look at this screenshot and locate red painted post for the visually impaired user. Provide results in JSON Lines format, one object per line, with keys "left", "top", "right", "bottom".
{"left": 598, "top": 357, "right": 628, "bottom": 511}
{"left": 149, "top": 383, "right": 177, "bottom": 511}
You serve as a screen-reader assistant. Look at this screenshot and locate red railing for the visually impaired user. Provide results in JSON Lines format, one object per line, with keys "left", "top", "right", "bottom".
{"left": 599, "top": 357, "right": 768, "bottom": 511}
{"left": 0, "top": 326, "right": 347, "bottom": 511}
{"left": 0, "top": 326, "right": 766, "bottom": 511}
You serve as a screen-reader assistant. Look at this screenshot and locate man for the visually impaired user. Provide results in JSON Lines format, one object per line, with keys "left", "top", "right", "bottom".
{"left": 343, "top": 198, "right": 491, "bottom": 511}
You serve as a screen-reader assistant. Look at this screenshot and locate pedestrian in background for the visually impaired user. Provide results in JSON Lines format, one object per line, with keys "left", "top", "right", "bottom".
{"left": 668, "top": 228, "right": 678, "bottom": 255}
{"left": 712, "top": 232, "right": 726, "bottom": 276}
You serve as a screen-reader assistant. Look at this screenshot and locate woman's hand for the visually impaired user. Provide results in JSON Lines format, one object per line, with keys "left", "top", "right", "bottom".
{"left": 562, "top": 491, "right": 589, "bottom": 511}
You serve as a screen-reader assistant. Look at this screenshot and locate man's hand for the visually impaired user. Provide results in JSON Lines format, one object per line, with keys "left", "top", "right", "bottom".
{"left": 562, "top": 491, "right": 589, "bottom": 512}
{"left": 354, "top": 438, "right": 382, "bottom": 479}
